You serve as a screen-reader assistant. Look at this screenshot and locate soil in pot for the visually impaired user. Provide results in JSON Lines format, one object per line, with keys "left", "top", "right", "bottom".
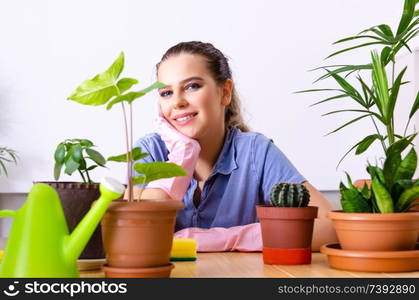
{"left": 101, "top": 199, "right": 183, "bottom": 269}
{"left": 256, "top": 206, "right": 318, "bottom": 265}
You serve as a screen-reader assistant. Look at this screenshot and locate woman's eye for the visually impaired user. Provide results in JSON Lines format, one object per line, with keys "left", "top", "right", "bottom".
{"left": 185, "top": 82, "right": 202, "bottom": 91}
{"left": 160, "top": 90, "right": 172, "bottom": 98}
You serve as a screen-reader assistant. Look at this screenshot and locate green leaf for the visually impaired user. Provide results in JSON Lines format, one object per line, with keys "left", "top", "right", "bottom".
{"left": 371, "top": 177, "right": 394, "bottom": 213}
{"left": 393, "top": 148, "right": 417, "bottom": 182}
{"left": 386, "top": 134, "right": 417, "bottom": 157}
{"left": 67, "top": 52, "right": 124, "bottom": 106}
{"left": 86, "top": 165, "right": 98, "bottom": 171}
{"left": 132, "top": 175, "right": 146, "bottom": 185}
{"left": 107, "top": 147, "right": 149, "bottom": 162}
{"left": 85, "top": 148, "right": 106, "bottom": 166}
{"left": 380, "top": 46, "right": 393, "bottom": 66}
{"left": 79, "top": 139, "right": 94, "bottom": 148}
{"left": 327, "top": 70, "right": 365, "bottom": 106}
{"left": 339, "top": 180, "right": 372, "bottom": 213}
{"left": 388, "top": 66, "right": 407, "bottom": 122}
{"left": 396, "top": 185, "right": 419, "bottom": 211}
{"left": 325, "top": 114, "right": 371, "bottom": 136}
{"left": 294, "top": 88, "right": 344, "bottom": 94}
{"left": 377, "top": 24, "right": 394, "bottom": 40}
{"left": 54, "top": 162, "right": 63, "bottom": 180}
{"left": 326, "top": 41, "right": 389, "bottom": 59}
{"left": 71, "top": 144, "right": 83, "bottom": 163}
{"left": 309, "top": 94, "right": 349, "bottom": 107}
{"left": 322, "top": 109, "right": 384, "bottom": 123}
{"left": 54, "top": 143, "right": 66, "bottom": 164}
{"left": 355, "top": 134, "right": 381, "bottom": 155}
{"left": 313, "top": 64, "right": 372, "bottom": 83}
{"left": 64, "top": 157, "right": 80, "bottom": 175}
{"left": 409, "top": 91, "right": 419, "bottom": 118}
{"left": 117, "top": 77, "right": 139, "bottom": 94}
{"left": 333, "top": 35, "right": 385, "bottom": 44}
{"left": 133, "top": 162, "right": 187, "bottom": 183}
{"left": 396, "top": 0, "right": 416, "bottom": 36}
{"left": 371, "top": 50, "right": 390, "bottom": 122}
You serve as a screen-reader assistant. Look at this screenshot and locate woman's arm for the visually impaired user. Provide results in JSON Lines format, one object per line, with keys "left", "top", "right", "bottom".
{"left": 303, "top": 182, "right": 338, "bottom": 251}
{"left": 124, "top": 186, "right": 172, "bottom": 201}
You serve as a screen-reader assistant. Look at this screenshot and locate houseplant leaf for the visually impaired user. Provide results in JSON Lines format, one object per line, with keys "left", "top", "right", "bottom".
{"left": 67, "top": 52, "right": 124, "bottom": 106}
{"left": 85, "top": 148, "right": 106, "bottom": 166}
{"left": 54, "top": 144, "right": 66, "bottom": 164}
{"left": 133, "top": 162, "right": 187, "bottom": 183}
{"left": 395, "top": 185, "right": 419, "bottom": 211}
{"left": 371, "top": 177, "right": 394, "bottom": 213}
{"left": 117, "top": 78, "right": 138, "bottom": 93}
{"left": 396, "top": 0, "right": 416, "bottom": 36}
{"left": 393, "top": 148, "right": 417, "bottom": 182}
{"left": 108, "top": 147, "right": 149, "bottom": 162}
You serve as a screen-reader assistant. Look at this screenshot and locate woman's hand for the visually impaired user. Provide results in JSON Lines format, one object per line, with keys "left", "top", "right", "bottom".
{"left": 146, "top": 106, "right": 201, "bottom": 200}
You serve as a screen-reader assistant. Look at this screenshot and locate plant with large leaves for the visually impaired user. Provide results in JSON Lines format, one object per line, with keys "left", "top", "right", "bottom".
{"left": 53, "top": 138, "right": 107, "bottom": 184}
{"left": 68, "top": 52, "right": 186, "bottom": 201}
{"left": 0, "top": 147, "right": 18, "bottom": 176}
{"left": 297, "top": 0, "right": 419, "bottom": 213}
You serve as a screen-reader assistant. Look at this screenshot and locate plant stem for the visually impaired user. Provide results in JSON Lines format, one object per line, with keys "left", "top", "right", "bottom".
{"left": 78, "top": 169, "right": 87, "bottom": 183}
{"left": 129, "top": 103, "right": 136, "bottom": 201}
{"left": 85, "top": 170, "right": 92, "bottom": 184}
{"left": 121, "top": 102, "right": 132, "bottom": 202}
{"left": 369, "top": 114, "right": 387, "bottom": 153}
{"left": 387, "top": 123, "right": 395, "bottom": 146}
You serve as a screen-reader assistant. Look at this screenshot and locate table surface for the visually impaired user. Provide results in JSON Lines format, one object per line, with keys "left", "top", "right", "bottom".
{"left": 80, "top": 252, "right": 419, "bottom": 278}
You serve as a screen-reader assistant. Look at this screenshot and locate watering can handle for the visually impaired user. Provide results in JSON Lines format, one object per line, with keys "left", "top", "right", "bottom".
{"left": 0, "top": 210, "right": 15, "bottom": 218}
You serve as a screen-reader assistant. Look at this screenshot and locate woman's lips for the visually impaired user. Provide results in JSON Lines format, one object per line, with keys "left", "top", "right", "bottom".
{"left": 173, "top": 113, "right": 198, "bottom": 126}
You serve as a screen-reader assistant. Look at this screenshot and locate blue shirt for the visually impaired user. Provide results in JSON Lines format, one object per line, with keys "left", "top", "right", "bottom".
{"left": 133, "top": 127, "right": 306, "bottom": 231}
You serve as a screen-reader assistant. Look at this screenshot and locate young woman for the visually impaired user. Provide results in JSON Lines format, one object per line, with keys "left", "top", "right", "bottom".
{"left": 128, "top": 41, "right": 337, "bottom": 252}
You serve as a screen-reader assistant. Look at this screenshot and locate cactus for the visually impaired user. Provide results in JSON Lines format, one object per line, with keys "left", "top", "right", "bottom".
{"left": 269, "top": 182, "right": 310, "bottom": 207}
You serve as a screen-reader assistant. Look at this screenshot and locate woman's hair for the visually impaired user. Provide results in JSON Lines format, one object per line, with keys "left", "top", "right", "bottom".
{"left": 156, "top": 41, "right": 250, "bottom": 132}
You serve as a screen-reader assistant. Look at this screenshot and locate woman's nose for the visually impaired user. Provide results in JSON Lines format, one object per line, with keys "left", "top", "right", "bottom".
{"left": 172, "top": 93, "right": 188, "bottom": 109}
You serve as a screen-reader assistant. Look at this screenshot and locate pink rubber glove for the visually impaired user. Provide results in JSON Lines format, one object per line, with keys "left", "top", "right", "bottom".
{"left": 174, "top": 223, "right": 262, "bottom": 252}
{"left": 146, "top": 106, "right": 201, "bottom": 201}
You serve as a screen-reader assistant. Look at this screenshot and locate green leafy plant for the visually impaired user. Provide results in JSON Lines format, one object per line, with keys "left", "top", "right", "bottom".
{"left": 0, "top": 147, "right": 18, "bottom": 176}
{"left": 340, "top": 136, "right": 419, "bottom": 212}
{"left": 269, "top": 182, "right": 310, "bottom": 207}
{"left": 297, "top": 0, "right": 419, "bottom": 167}
{"left": 67, "top": 52, "right": 186, "bottom": 201}
{"left": 297, "top": 0, "right": 419, "bottom": 213}
{"left": 53, "top": 138, "right": 106, "bottom": 184}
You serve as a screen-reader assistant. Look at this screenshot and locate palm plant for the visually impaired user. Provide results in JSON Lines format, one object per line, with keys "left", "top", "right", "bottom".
{"left": 297, "top": 0, "right": 419, "bottom": 213}
{"left": 0, "top": 147, "right": 18, "bottom": 176}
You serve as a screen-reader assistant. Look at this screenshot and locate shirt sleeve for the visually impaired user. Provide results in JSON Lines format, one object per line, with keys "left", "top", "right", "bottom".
{"left": 253, "top": 133, "right": 306, "bottom": 205}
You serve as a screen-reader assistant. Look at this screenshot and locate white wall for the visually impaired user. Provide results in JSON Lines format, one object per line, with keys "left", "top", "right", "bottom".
{"left": 0, "top": 0, "right": 417, "bottom": 193}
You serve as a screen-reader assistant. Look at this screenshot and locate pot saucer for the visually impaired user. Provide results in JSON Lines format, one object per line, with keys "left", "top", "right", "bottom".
{"left": 77, "top": 258, "right": 106, "bottom": 271}
{"left": 321, "top": 243, "right": 419, "bottom": 273}
{"left": 102, "top": 263, "right": 174, "bottom": 278}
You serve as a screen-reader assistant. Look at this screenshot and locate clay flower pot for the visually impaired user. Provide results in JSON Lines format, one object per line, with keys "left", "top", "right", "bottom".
{"left": 256, "top": 206, "right": 318, "bottom": 265}
{"left": 101, "top": 199, "right": 183, "bottom": 278}
{"left": 328, "top": 210, "right": 419, "bottom": 251}
{"left": 35, "top": 181, "right": 105, "bottom": 259}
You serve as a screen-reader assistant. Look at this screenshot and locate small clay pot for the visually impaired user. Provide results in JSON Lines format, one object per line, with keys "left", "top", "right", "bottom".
{"left": 321, "top": 243, "right": 419, "bottom": 272}
{"left": 328, "top": 210, "right": 419, "bottom": 251}
{"left": 35, "top": 181, "right": 106, "bottom": 259}
{"left": 101, "top": 199, "right": 183, "bottom": 268}
{"left": 102, "top": 263, "right": 174, "bottom": 278}
{"left": 256, "top": 206, "right": 318, "bottom": 265}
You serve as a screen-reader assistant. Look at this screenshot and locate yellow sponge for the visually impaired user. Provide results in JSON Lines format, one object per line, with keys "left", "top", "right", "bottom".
{"left": 170, "top": 238, "right": 197, "bottom": 261}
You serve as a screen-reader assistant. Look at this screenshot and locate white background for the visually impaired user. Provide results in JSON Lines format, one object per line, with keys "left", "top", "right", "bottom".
{"left": 0, "top": 0, "right": 418, "bottom": 192}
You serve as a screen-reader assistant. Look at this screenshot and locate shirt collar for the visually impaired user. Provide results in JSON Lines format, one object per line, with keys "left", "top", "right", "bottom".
{"left": 211, "top": 127, "right": 239, "bottom": 176}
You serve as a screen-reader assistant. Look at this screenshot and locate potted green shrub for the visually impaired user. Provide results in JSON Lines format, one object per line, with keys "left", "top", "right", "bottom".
{"left": 298, "top": 0, "right": 419, "bottom": 272}
{"left": 0, "top": 147, "right": 18, "bottom": 176}
{"left": 67, "top": 52, "right": 186, "bottom": 278}
{"left": 256, "top": 183, "right": 318, "bottom": 265}
{"left": 36, "top": 138, "right": 108, "bottom": 262}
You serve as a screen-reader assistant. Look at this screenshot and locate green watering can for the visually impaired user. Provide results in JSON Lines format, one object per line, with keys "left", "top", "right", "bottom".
{"left": 0, "top": 177, "right": 125, "bottom": 278}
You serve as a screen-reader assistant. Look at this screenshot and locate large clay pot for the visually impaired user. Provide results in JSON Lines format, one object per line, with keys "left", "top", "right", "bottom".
{"left": 328, "top": 210, "right": 419, "bottom": 251}
{"left": 256, "top": 206, "right": 318, "bottom": 265}
{"left": 35, "top": 181, "right": 104, "bottom": 259}
{"left": 101, "top": 199, "right": 183, "bottom": 277}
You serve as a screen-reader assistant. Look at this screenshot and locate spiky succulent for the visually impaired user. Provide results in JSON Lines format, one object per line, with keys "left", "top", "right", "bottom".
{"left": 269, "top": 182, "right": 310, "bottom": 207}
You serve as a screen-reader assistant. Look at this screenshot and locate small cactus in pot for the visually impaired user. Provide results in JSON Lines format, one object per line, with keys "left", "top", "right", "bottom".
{"left": 257, "top": 182, "right": 318, "bottom": 265}
{"left": 270, "top": 183, "right": 310, "bottom": 207}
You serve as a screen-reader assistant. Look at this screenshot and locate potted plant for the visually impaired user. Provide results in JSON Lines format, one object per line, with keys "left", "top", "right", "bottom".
{"left": 256, "top": 182, "right": 318, "bottom": 265}
{"left": 0, "top": 147, "right": 18, "bottom": 176}
{"left": 67, "top": 52, "right": 186, "bottom": 278}
{"left": 36, "top": 138, "right": 108, "bottom": 262}
{"left": 298, "top": 0, "right": 419, "bottom": 272}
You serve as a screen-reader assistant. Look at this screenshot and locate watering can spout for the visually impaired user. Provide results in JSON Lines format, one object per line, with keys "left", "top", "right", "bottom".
{"left": 64, "top": 177, "right": 125, "bottom": 263}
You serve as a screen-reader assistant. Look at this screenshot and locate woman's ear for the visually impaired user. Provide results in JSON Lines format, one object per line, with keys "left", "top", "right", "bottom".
{"left": 221, "top": 79, "right": 233, "bottom": 106}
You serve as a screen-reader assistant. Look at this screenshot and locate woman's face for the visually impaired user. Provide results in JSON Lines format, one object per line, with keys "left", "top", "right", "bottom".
{"left": 157, "top": 53, "right": 231, "bottom": 139}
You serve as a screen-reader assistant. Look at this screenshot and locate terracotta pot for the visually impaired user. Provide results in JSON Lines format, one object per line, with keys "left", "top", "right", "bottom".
{"left": 256, "top": 206, "right": 318, "bottom": 265}
{"left": 353, "top": 179, "right": 419, "bottom": 242}
{"left": 328, "top": 210, "right": 419, "bottom": 251}
{"left": 102, "top": 263, "right": 174, "bottom": 278}
{"left": 35, "top": 181, "right": 105, "bottom": 259}
{"left": 101, "top": 199, "right": 183, "bottom": 270}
